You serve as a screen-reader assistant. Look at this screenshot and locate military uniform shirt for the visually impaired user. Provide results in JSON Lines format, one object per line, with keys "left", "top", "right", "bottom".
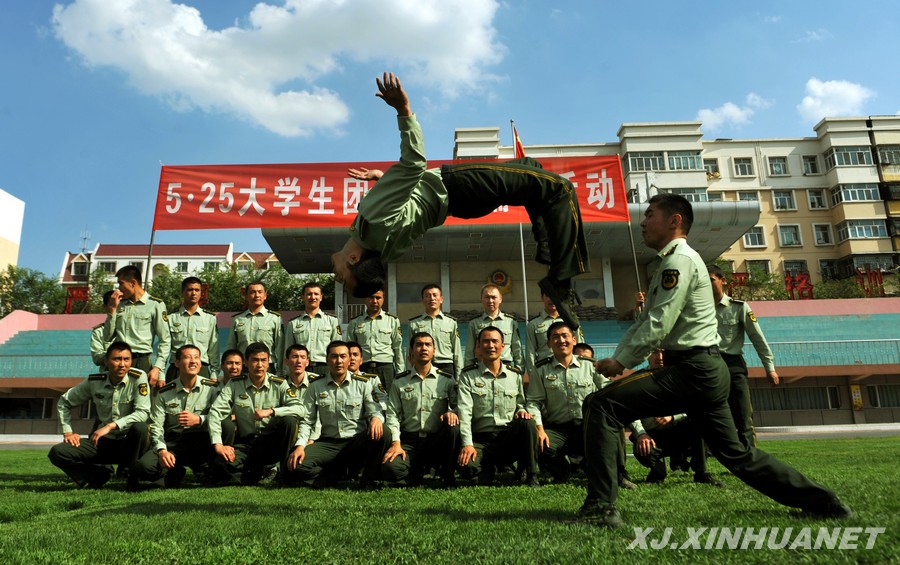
{"left": 716, "top": 294, "right": 776, "bottom": 372}
{"left": 524, "top": 310, "right": 585, "bottom": 374}
{"left": 207, "top": 374, "right": 300, "bottom": 444}
{"left": 629, "top": 413, "right": 687, "bottom": 437}
{"left": 613, "top": 238, "right": 719, "bottom": 369}
{"left": 465, "top": 311, "right": 523, "bottom": 368}
{"left": 168, "top": 306, "right": 220, "bottom": 374}
{"left": 103, "top": 293, "right": 171, "bottom": 372}
{"left": 385, "top": 367, "right": 457, "bottom": 439}
{"left": 226, "top": 307, "right": 284, "bottom": 361}
{"left": 526, "top": 355, "right": 608, "bottom": 427}
{"left": 407, "top": 311, "right": 463, "bottom": 373}
{"left": 150, "top": 377, "right": 220, "bottom": 452}
{"left": 457, "top": 362, "right": 526, "bottom": 447}
{"left": 285, "top": 372, "right": 322, "bottom": 440}
{"left": 296, "top": 373, "right": 384, "bottom": 445}
{"left": 346, "top": 310, "right": 404, "bottom": 372}
{"left": 57, "top": 369, "right": 151, "bottom": 435}
{"left": 284, "top": 310, "right": 341, "bottom": 364}
{"left": 350, "top": 114, "right": 449, "bottom": 261}
{"left": 90, "top": 323, "right": 110, "bottom": 367}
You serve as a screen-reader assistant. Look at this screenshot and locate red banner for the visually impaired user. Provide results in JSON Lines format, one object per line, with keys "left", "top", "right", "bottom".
{"left": 152, "top": 156, "right": 628, "bottom": 231}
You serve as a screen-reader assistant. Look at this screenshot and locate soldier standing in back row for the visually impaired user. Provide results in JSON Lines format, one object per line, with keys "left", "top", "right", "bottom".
{"left": 284, "top": 281, "right": 341, "bottom": 374}
{"left": 465, "top": 283, "right": 523, "bottom": 369}
{"left": 90, "top": 290, "right": 115, "bottom": 370}
{"left": 407, "top": 284, "right": 463, "bottom": 378}
{"left": 104, "top": 265, "right": 171, "bottom": 388}
{"left": 346, "top": 287, "right": 404, "bottom": 393}
{"left": 227, "top": 281, "right": 283, "bottom": 374}
{"left": 525, "top": 287, "right": 584, "bottom": 376}
{"left": 167, "top": 276, "right": 219, "bottom": 381}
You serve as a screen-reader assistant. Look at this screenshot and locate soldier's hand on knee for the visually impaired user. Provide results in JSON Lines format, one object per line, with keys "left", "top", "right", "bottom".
{"left": 383, "top": 442, "right": 406, "bottom": 464}
{"left": 458, "top": 445, "right": 477, "bottom": 466}
{"left": 369, "top": 417, "right": 383, "bottom": 440}
{"left": 635, "top": 434, "right": 655, "bottom": 457}
{"left": 288, "top": 446, "right": 305, "bottom": 470}
{"left": 537, "top": 429, "right": 550, "bottom": 452}
{"left": 213, "top": 443, "right": 235, "bottom": 463}
{"left": 158, "top": 449, "right": 177, "bottom": 469}
{"left": 63, "top": 432, "right": 81, "bottom": 448}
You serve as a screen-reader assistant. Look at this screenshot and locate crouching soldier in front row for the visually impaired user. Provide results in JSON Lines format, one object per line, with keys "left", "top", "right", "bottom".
{"left": 48, "top": 341, "right": 150, "bottom": 488}
{"left": 286, "top": 340, "right": 388, "bottom": 488}
{"left": 206, "top": 342, "right": 301, "bottom": 485}
{"left": 381, "top": 332, "right": 459, "bottom": 487}
{"left": 129, "top": 344, "right": 220, "bottom": 489}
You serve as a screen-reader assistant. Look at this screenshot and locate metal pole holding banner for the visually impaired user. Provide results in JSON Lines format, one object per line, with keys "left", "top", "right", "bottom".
{"left": 519, "top": 222, "right": 529, "bottom": 321}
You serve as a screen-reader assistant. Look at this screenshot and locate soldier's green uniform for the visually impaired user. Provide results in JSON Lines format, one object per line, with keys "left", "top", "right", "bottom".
{"left": 131, "top": 376, "right": 220, "bottom": 487}
{"left": 89, "top": 323, "right": 111, "bottom": 369}
{"left": 288, "top": 373, "right": 387, "bottom": 486}
{"left": 456, "top": 362, "right": 538, "bottom": 484}
{"left": 346, "top": 310, "right": 404, "bottom": 393}
{"left": 381, "top": 367, "right": 460, "bottom": 485}
{"left": 582, "top": 237, "right": 842, "bottom": 516}
{"left": 284, "top": 310, "right": 341, "bottom": 372}
{"left": 465, "top": 312, "right": 523, "bottom": 368}
{"left": 628, "top": 414, "right": 705, "bottom": 483}
{"left": 407, "top": 312, "right": 463, "bottom": 378}
{"left": 48, "top": 369, "right": 151, "bottom": 488}
{"left": 715, "top": 294, "right": 775, "bottom": 448}
{"left": 226, "top": 307, "right": 284, "bottom": 371}
{"left": 166, "top": 305, "right": 219, "bottom": 380}
{"left": 524, "top": 310, "right": 584, "bottom": 375}
{"left": 103, "top": 293, "right": 170, "bottom": 377}
{"left": 350, "top": 114, "right": 588, "bottom": 287}
{"left": 526, "top": 354, "right": 605, "bottom": 481}
{"left": 206, "top": 374, "right": 300, "bottom": 485}
{"left": 284, "top": 371, "right": 322, "bottom": 441}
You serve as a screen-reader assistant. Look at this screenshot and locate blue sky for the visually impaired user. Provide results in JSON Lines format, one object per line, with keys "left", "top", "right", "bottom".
{"left": 1, "top": 0, "right": 897, "bottom": 277}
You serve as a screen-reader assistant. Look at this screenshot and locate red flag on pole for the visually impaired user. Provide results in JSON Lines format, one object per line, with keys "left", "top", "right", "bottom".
{"left": 513, "top": 125, "right": 526, "bottom": 158}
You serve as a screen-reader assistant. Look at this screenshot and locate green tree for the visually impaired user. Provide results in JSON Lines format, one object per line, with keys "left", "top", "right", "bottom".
{"left": 146, "top": 266, "right": 184, "bottom": 312}
{"left": 0, "top": 265, "right": 67, "bottom": 316}
{"left": 81, "top": 269, "right": 115, "bottom": 313}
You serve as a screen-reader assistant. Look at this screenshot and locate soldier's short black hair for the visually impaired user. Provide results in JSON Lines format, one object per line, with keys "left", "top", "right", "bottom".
{"left": 546, "top": 321, "right": 576, "bottom": 341}
{"left": 409, "top": 331, "right": 435, "bottom": 349}
{"left": 115, "top": 265, "right": 142, "bottom": 286}
{"left": 477, "top": 325, "right": 504, "bottom": 343}
{"left": 245, "top": 281, "right": 267, "bottom": 292}
{"left": 648, "top": 193, "right": 693, "bottom": 234}
{"left": 708, "top": 265, "right": 726, "bottom": 280}
{"left": 181, "top": 276, "right": 203, "bottom": 290}
{"left": 102, "top": 290, "right": 115, "bottom": 307}
{"left": 302, "top": 281, "right": 323, "bottom": 294}
{"left": 421, "top": 284, "right": 442, "bottom": 297}
{"left": 326, "top": 340, "right": 350, "bottom": 356}
{"left": 350, "top": 250, "right": 386, "bottom": 298}
{"left": 106, "top": 340, "right": 133, "bottom": 357}
{"left": 345, "top": 340, "right": 362, "bottom": 353}
{"left": 573, "top": 342, "right": 594, "bottom": 358}
{"left": 284, "top": 344, "right": 309, "bottom": 358}
{"left": 175, "top": 344, "right": 201, "bottom": 360}
{"left": 221, "top": 349, "right": 243, "bottom": 363}
{"left": 245, "top": 342, "right": 270, "bottom": 359}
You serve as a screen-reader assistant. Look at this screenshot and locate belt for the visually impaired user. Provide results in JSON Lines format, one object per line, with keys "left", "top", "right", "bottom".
{"left": 361, "top": 361, "right": 392, "bottom": 369}
{"left": 308, "top": 361, "right": 328, "bottom": 368}
{"left": 663, "top": 345, "right": 719, "bottom": 362}
{"left": 132, "top": 352, "right": 151, "bottom": 358}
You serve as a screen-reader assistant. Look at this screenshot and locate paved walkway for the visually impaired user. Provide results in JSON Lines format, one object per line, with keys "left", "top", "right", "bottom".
{"left": 2, "top": 423, "right": 898, "bottom": 448}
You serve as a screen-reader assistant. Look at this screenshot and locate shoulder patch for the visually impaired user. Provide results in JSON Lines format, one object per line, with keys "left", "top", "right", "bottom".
{"left": 289, "top": 313, "right": 304, "bottom": 322}
{"left": 88, "top": 373, "right": 106, "bottom": 381}
{"left": 149, "top": 295, "right": 165, "bottom": 303}
{"left": 577, "top": 355, "right": 596, "bottom": 363}
{"left": 528, "top": 314, "right": 541, "bottom": 322}
{"left": 205, "top": 310, "right": 217, "bottom": 317}
{"left": 535, "top": 356, "right": 553, "bottom": 368}
{"left": 201, "top": 378, "right": 218, "bottom": 386}
{"left": 268, "top": 376, "right": 286, "bottom": 384}
{"left": 460, "top": 363, "right": 478, "bottom": 374}
{"left": 269, "top": 310, "right": 281, "bottom": 316}
{"left": 661, "top": 269, "right": 679, "bottom": 290}
{"left": 158, "top": 382, "right": 176, "bottom": 393}
{"left": 395, "top": 370, "right": 411, "bottom": 379}
{"left": 748, "top": 311, "right": 758, "bottom": 323}
{"left": 504, "top": 364, "right": 524, "bottom": 375}
{"left": 127, "top": 368, "right": 143, "bottom": 378}
{"left": 444, "top": 313, "right": 457, "bottom": 321}
{"left": 385, "top": 312, "right": 397, "bottom": 319}
{"left": 436, "top": 369, "right": 454, "bottom": 379}
{"left": 662, "top": 243, "right": 679, "bottom": 257}
{"left": 231, "top": 311, "right": 242, "bottom": 318}
{"left": 352, "top": 374, "right": 370, "bottom": 382}
{"left": 408, "top": 314, "right": 424, "bottom": 322}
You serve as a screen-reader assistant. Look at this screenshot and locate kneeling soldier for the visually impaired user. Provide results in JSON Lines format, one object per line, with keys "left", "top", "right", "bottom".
{"left": 457, "top": 326, "right": 539, "bottom": 486}
{"left": 206, "top": 342, "right": 301, "bottom": 485}
{"left": 130, "top": 344, "right": 220, "bottom": 488}
{"left": 49, "top": 341, "right": 150, "bottom": 488}
{"left": 382, "top": 332, "right": 459, "bottom": 487}
{"left": 286, "top": 340, "right": 387, "bottom": 487}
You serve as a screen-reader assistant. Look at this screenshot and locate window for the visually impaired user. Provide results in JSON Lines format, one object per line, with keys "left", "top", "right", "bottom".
{"left": 175, "top": 261, "right": 189, "bottom": 273}
{"left": 750, "top": 387, "right": 837, "bottom": 410}
{"left": 889, "top": 185, "right": 900, "bottom": 200}
{"left": 626, "top": 151, "right": 665, "bottom": 172}
{"left": 878, "top": 146, "right": 900, "bottom": 165}
{"left": 852, "top": 254, "right": 894, "bottom": 272}
{"left": 830, "top": 183, "right": 880, "bottom": 205}
{"left": 824, "top": 146, "right": 873, "bottom": 170}
{"left": 671, "top": 188, "right": 710, "bottom": 202}
{"left": 820, "top": 259, "right": 839, "bottom": 280}
{"left": 704, "top": 158, "right": 720, "bottom": 178}
{"left": 738, "top": 191, "right": 759, "bottom": 201}
{"left": 807, "top": 189, "right": 827, "bottom": 210}
{"left": 0, "top": 398, "right": 54, "bottom": 419}
{"left": 768, "top": 156, "right": 789, "bottom": 176}
{"left": 129, "top": 261, "right": 143, "bottom": 273}
{"left": 733, "top": 157, "right": 754, "bottom": 176}
{"left": 707, "top": 192, "right": 723, "bottom": 202}
{"left": 747, "top": 260, "right": 771, "bottom": 275}
{"left": 71, "top": 262, "right": 87, "bottom": 276}
{"left": 836, "top": 219, "right": 888, "bottom": 241}
{"left": 777, "top": 224, "right": 802, "bottom": 247}
{"left": 743, "top": 226, "right": 766, "bottom": 248}
{"left": 867, "top": 384, "right": 900, "bottom": 408}
{"left": 773, "top": 190, "right": 796, "bottom": 211}
{"left": 236, "top": 262, "right": 253, "bottom": 272}
{"left": 667, "top": 151, "right": 703, "bottom": 171}
{"left": 98, "top": 261, "right": 116, "bottom": 274}
{"left": 783, "top": 260, "right": 808, "bottom": 276}
{"left": 802, "top": 155, "right": 820, "bottom": 175}
{"left": 203, "top": 261, "right": 220, "bottom": 271}
{"left": 813, "top": 223, "right": 834, "bottom": 245}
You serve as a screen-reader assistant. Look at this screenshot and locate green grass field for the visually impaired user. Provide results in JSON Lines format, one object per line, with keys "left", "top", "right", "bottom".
{"left": 0, "top": 437, "right": 896, "bottom": 564}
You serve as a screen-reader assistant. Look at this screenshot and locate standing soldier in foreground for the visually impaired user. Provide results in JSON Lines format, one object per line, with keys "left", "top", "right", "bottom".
{"left": 284, "top": 281, "right": 341, "bottom": 374}
{"left": 104, "top": 265, "right": 170, "bottom": 387}
{"left": 407, "top": 284, "right": 463, "bottom": 378}
{"left": 578, "top": 193, "right": 850, "bottom": 528}
{"left": 48, "top": 341, "right": 150, "bottom": 488}
{"left": 167, "top": 276, "right": 219, "bottom": 381}
{"left": 346, "top": 287, "right": 404, "bottom": 393}
{"left": 465, "top": 283, "right": 523, "bottom": 369}
{"left": 525, "top": 288, "right": 584, "bottom": 376}
{"left": 709, "top": 265, "right": 779, "bottom": 449}
{"left": 227, "top": 281, "right": 284, "bottom": 374}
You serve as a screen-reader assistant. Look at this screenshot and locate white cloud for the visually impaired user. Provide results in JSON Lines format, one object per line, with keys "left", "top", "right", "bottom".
{"left": 797, "top": 78, "right": 875, "bottom": 122}
{"left": 763, "top": 15, "right": 782, "bottom": 24}
{"left": 696, "top": 93, "right": 771, "bottom": 131}
{"left": 51, "top": 0, "right": 504, "bottom": 136}
{"left": 792, "top": 28, "right": 832, "bottom": 43}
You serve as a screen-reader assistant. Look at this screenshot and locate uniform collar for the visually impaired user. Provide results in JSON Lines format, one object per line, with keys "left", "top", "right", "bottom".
{"left": 126, "top": 292, "right": 150, "bottom": 306}
{"left": 423, "top": 310, "right": 444, "bottom": 319}
{"left": 717, "top": 294, "right": 733, "bottom": 308}
{"left": 177, "top": 305, "right": 204, "bottom": 316}
{"left": 245, "top": 306, "right": 269, "bottom": 317}
{"left": 302, "top": 309, "right": 322, "bottom": 319}
{"left": 655, "top": 238, "right": 684, "bottom": 259}
{"left": 412, "top": 365, "right": 439, "bottom": 380}
{"left": 367, "top": 310, "right": 384, "bottom": 319}
{"left": 290, "top": 373, "right": 309, "bottom": 388}
{"left": 553, "top": 354, "right": 579, "bottom": 369}
{"left": 482, "top": 311, "right": 505, "bottom": 321}
{"left": 478, "top": 361, "right": 508, "bottom": 379}
{"left": 175, "top": 377, "right": 201, "bottom": 393}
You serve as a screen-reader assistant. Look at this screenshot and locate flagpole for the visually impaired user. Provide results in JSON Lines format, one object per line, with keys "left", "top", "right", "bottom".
{"left": 511, "top": 120, "right": 529, "bottom": 321}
